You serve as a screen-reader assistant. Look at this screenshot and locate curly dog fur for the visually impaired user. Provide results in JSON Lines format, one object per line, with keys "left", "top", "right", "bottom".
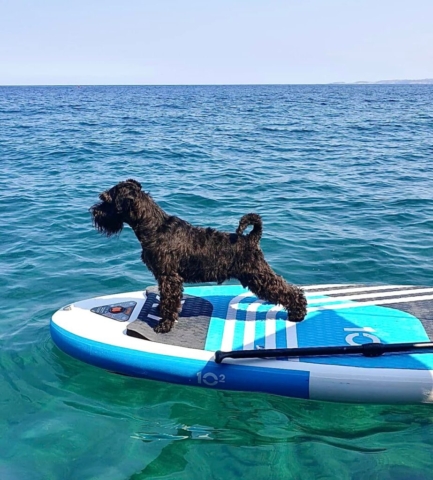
{"left": 90, "top": 179, "right": 307, "bottom": 333}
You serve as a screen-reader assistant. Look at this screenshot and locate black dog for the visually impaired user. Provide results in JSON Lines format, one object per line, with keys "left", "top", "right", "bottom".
{"left": 90, "top": 179, "right": 307, "bottom": 333}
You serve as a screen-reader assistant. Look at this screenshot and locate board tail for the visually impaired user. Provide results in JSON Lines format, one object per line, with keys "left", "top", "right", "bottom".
{"left": 236, "top": 213, "right": 262, "bottom": 243}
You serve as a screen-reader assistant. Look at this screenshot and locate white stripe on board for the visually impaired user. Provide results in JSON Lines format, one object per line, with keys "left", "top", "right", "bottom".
{"left": 265, "top": 319, "right": 277, "bottom": 349}
{"left": 286, "top": 323, "right": 298, "bottom": 348}
{"left": 302, "top": 284, "right": 348, "bottom": 290}
{"left": 243, "top": 300, "right": 265, "bottom": 350}
{"left": 266, "top": 304, "right": 284, "bottom": 320}
{"left": 285, "top": 313, "right": 299, "bottom": 361}
{"left": 220, "top": 292, "right": 253, "bottom": 352}
{"left": 308, "top": 293, "right": 433, "bottom": 313}
{"left": 264, "top": 305, "right": 298, "bottom": 358}
{"left": 264, "top": 305, "right": 280, "bottom": 350}
{"left": 242, "top": 320, "right": 256, "bottom": 351}
{"left": 306, "top": 285, "right": 408, "bottom": 297}
{"left": 307, "top": 287, "right": 433, "bottom": 305}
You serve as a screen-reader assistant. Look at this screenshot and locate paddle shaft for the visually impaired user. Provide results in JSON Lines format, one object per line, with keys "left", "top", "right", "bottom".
{"left": 214, "top": 341, "right": 433, "bottom": 364}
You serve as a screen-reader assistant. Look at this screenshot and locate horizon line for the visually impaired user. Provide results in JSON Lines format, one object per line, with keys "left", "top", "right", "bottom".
{"left": 1, "top": 81, "right": 433, "bottom": 87}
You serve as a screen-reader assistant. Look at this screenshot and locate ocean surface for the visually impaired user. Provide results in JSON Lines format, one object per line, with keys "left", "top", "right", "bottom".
{"left": 1, "top": 84, "right": 433, "bottom": 480}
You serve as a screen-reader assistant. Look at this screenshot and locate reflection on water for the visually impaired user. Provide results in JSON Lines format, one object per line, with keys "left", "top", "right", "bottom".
{"left": 1, "top": 85, "right": 433, "bottom": 479}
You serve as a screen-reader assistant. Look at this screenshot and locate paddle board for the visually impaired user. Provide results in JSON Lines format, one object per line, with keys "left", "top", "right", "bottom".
{"left": 50, "top": 284, "right": 433, "bottom": 404}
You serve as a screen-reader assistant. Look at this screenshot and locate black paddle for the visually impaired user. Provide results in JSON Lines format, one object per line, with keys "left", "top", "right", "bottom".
{"left": 214, "top": 341, "right": 433, "bottom": 364}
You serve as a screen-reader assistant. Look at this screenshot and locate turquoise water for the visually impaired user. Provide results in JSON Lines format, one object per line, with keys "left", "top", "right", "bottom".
{"left": 1, "top": 85, "right": 433, "bottom": 479}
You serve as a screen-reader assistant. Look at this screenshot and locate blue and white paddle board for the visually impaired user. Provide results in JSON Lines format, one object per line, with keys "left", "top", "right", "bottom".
{"left": 50, "top": 284, "right": 433, "bottom": 404}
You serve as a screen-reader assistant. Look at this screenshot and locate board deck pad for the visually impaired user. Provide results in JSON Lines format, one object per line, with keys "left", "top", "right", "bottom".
{"left": 127, "top": 287, "right": 214, "bottom": 348}
{"left": 127, "top": 284, "right": 433, "bottom": 370}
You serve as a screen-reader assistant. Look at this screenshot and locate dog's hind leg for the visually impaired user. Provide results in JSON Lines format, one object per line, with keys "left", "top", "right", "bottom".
{"left": 239, "top": 265, "right": 307, "bottom": 322}
{"left": 154, "top": 274, "right": 184, "bottom": 333}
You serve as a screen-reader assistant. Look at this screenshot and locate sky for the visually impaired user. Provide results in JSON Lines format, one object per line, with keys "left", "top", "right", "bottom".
{"left": 1, "top": 0, "right": 432, "bottom": 85}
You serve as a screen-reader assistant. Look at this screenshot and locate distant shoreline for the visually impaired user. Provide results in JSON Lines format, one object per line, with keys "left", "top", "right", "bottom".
{"left": 330, "top": 79, "right": 433, "bottom": 85}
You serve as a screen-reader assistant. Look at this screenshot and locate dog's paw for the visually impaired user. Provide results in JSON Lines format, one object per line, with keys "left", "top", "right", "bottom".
{"left": 288, "top": 306, "right": 308, "bottom": 322}
{"left": 289, "top": 315, "right": 306, "bottom": 323}
{"left": 154, "top": 321, "right": 174, "bottom": 334}
{"left": 289, "top": 292, "right": 308, "bottom": 322}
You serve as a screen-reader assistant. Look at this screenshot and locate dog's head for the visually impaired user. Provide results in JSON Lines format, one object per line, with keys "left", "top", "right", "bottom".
{"left": 90, "top": 179, "right": 143, "bottom": 236}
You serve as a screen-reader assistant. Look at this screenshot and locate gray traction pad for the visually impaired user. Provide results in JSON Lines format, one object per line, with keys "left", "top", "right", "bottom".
{"left": 126, "top": 286, "right": 214, "bottom": 349}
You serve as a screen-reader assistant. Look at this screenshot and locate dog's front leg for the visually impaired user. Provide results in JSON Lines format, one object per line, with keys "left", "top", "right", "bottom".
{"left": 154, "top": 274, "right": 183, "bottom": 333}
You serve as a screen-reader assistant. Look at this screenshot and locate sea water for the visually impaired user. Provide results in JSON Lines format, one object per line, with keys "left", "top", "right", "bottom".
{"left": 1, "top": 85, "right": 433, "bottom": 479}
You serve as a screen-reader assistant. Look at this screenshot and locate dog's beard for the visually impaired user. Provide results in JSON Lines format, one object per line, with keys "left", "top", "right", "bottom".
{"left": 90, "top": 203, "right": 124, "bottom": 237}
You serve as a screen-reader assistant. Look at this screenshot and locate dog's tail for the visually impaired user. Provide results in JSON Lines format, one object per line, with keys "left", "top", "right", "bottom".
{"left": 236, "top": 213, "right": 263, "bottom": 244}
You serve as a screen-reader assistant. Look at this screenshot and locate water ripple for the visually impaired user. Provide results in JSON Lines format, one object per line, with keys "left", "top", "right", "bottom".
{"left": 1, "top": 85, "right": 433, "bottom": 479}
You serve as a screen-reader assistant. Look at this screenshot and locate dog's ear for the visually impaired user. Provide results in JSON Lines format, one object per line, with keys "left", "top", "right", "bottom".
{"left": 126, "top": 179, "right": 142, "bottom": 190}
{"left": 99, "top": 191, "right": 112, "bottom": 202}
